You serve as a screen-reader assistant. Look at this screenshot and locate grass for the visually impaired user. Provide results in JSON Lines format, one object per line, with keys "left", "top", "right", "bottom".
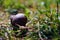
{"left": 0, "top": 0, "right": 60, "bottom": 40}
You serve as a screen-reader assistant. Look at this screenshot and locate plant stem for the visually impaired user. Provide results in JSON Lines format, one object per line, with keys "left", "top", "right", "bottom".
{"left": 57, "top": 1, "right": 59, "bottom": 19}
{"left": 37, "top": 22, "right": 43, "bottom": 40}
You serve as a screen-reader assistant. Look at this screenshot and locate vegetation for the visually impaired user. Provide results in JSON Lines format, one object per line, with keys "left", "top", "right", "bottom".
{"left": 0, "top": 0, "right": 60, "bottom": 40}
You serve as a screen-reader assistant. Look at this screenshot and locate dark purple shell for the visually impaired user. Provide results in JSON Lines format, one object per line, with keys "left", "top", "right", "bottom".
{"left": 10, "top": 14, "right": 27, "bottom": 26}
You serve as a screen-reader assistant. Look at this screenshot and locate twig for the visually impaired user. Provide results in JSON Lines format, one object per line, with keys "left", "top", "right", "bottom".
{"left": 16, "top": 24, "right": 32, "bottom": 30}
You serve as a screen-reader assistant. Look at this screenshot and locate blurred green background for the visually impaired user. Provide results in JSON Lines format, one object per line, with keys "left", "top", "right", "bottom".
{"left": 0, "top": 0, "right": 60, "bottom": 40}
